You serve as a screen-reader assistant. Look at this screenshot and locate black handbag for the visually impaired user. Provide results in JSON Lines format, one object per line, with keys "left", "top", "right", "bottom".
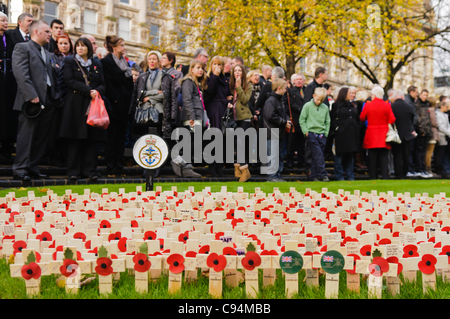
{"left": 221, "top": 107, "right": 237, "bottom": 133}
{"left": 134, "top": 90, "right": 159, "bottom": 126}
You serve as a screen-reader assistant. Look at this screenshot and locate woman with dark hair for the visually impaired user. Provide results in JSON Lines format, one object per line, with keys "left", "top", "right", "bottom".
{"left": 330, "top": 87, "right": 360, "bottom": 180}
{"left": 101, "top": 35, "right": 134, "bottom": 172}
{"left": 229, "top": 64, "right": 254, "bottom": 182}
{"left": 59, "top": 37, "right": 107, "bottom": 180}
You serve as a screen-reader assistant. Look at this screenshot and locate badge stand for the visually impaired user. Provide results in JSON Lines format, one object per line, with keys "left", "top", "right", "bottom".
{"left": 133, "top": 128, "right": 169, "bottom": 192}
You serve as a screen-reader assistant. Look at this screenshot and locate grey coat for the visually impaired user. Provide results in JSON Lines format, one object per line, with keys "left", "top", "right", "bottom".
{"left": 143, "top": 69, "right": 164, "bottom": 114}
{"left": 180, "top": 75, "right": 204, "bottom": 122}
{"left": 12, "top": 40, "right": 59, "bottom": 111}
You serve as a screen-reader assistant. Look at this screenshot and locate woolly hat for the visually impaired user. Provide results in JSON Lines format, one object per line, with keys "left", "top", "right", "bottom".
{"left": 147, "top": 50, "right": 162, "bottom": 61}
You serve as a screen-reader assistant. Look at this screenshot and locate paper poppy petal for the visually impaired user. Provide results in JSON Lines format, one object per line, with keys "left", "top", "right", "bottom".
{"left": 133, "top": 253, "right": 151, "bottom": 272}
{"left": 167, "top": 253, "right": 185, "bottom": 274}
{"left": 60, "top": 259, "right": 79, "bottom": 277}
{"left": 241, "top": 251, "right": 261, "bottom": 271}
{"left": 418, "top": 254, "right": 437, "bottom": 274}
{"left": 21, "top": 262, "right": 41, "bottom": 280}
{"left": 95, "top": 257, "right": 113, "bottom": 276}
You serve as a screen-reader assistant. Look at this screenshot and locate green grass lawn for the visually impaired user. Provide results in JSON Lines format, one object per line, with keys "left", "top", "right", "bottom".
{"left": 1, "top": 180, "right": 450, "bottom": 198}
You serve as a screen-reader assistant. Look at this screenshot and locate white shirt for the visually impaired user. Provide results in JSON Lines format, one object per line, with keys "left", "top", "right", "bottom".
{"left": 19, "top": 28, "right": 29, "bottom": 41}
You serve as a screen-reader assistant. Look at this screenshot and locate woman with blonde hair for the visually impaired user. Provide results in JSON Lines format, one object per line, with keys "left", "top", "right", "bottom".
{"left": 203, "top": 56, "right": 232, "bottom": 177}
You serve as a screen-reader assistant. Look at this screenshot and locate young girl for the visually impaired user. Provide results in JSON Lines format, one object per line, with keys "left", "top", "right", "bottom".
{"left": 177, "top": 60, "right": 208, "bottom": 176}
{"left": 229, "top": 64, "right": 254, "bottom": 182}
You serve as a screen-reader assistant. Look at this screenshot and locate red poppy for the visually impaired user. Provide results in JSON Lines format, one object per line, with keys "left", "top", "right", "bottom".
{"left": 21, "top": 262, "right": 41, "bottom": 280}
{"left": 199, "top": 245, "right": 210, "bottom": 254}
{"left": 86, "top": 210, "right": 96, "bottom": 219}
{"left": 418, "top": 254, "right": 437, "bottom": 274}
{"left": 260, "top": 250, "right": 278, "bottom": 256}
{"left": 186, "top": 251, "right": 197, "bottom": 258}
{"left": 223, "top": 247, "right": 237, "bottom": 256}
{"left": 260, "top": 218, "right": 270, "bottom": 226}
{"left": 386, "top": 256, "right": 403, "bottom": 276}
{"left": 34, "top": 210, "right": 44, "bottom": 223}
{"left": 118, "top": 237, "right": 127, "bottom": 252}
{"left": 313, "top": 235, "right": 322, "bottom": 246}
{"left": 439, "top": 245, "right": 450, "bottom": 263}
{"left": 131, "top": 220, "right": 139, "bottom": 228}
{"left": 241, "top": 251, "right": 261, "bottom": 271}
{"left": 108, "top": 231, "right": 121, "bottom": 242}
{"left": 158, "top": 238, "right": 164, "bottom": 250}
{"left": 88, "top": 247, "right": 98, "bottom": 256}
{"left": 99, "top": 220, "right": 111, "bottom": 229}
{"left": 369, "top": 257, "right": 389, "bottom": 277}
{"left": 60, "top": 259, "right": 79, "bottom": 277}
{"left": 343, "top": 237, "right": 359, "bottom": 245}
{"left": 143, "top": 230, "right": 157, "bottom": 241}
{"left": 133, "top": 253, "right": 151, "bottom": 272}
{"left": 73, "top": 232, "right": 86, "bottom": 242}
{"left": 378, "top": 238, "right": 391, "bottom": 245}
{"left": 231, "top": 218, "right": 244, "bottom": 228}
{"left": 226, "top": 210, "right": 235, "bottom": 219}
{"left": 206, "top": 253, "right": 227, "bottom": 272}
{"left": 346, "top": 254, "right": 361, "bottom": 274}
{"left": 95, "top": 257, "right": 114, "bottom": 276}
{"left": 178, "top": 231, "right": 189, "bottom": 244}
{"left": 36, "top": 231, "right": 52, "bottom": 242}
{"left": 360, "top": 245, "right": 372, "bottom": 257}
{"left": 402, "top": 244, "right": 419, "bottom": 258}
{"left": 254, "top": 211, "right": 261, "bottom": 219}
{"left": 9, "top": 211, "right": 19, "bottom": 223}
{"left": 13, "top": 240, "right": 27, "bottom": 256}
{"left": 167, "top": 253, "right": 185, "bottom": 274}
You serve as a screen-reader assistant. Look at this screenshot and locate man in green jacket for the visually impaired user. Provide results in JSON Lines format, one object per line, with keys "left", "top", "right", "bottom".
{"left": 299, "top": 87, "right": 331, "bottom": 181}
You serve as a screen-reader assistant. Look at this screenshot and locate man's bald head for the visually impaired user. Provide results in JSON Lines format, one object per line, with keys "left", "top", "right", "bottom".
{"left": 80, "top": 34, "right": 98, "bottom": 52}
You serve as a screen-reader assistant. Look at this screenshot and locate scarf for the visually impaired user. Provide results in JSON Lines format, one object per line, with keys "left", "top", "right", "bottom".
{"left": 75, "top": 54, "right": 92, "bottom": 71}
{"left": 112, "top": 53, "right": 132, "bottom": 78}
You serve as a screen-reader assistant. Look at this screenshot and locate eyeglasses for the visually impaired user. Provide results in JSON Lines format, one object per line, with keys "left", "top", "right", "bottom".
{"left": 201, "top": 54, "right": 209, "bottom": 59}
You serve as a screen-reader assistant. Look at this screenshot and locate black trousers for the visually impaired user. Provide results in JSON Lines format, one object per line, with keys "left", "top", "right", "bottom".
{"left": 414, "top": 134, "right": 430, "bottom": 173}
{"left": 105, "top": 117, "right": 127, "bottom": 168}
{"left": 13, "top": 91, "right": 56, "bottom": 176}
{"left": 391, "top": 140, "right": 412, "bottom": 179}
{"left": 65, "top": 138, "right": 98, "bottom": 177}
{"left": 368, "top": 148, "right": 389, "bottom": 179}
{"left": 286, "top": 128, "right": 305, "bottom": 167}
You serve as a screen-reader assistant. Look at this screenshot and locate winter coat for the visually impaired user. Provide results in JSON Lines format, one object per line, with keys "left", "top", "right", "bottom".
{"left": 390, "top": 98, "right": 416, "bottom": 142}
{"left": 161, "top": 67, "right": 183, "bottom": 139}
{"left": 429, "top": 107, "right": 440, "bottom": 141}
{"left": 180, "top": 75, "right": 204, "bottom": 122}
{"left": 436, "top": 109, "right": 450, "bottom": 146}
{"left": 303, "top": 79, "right": 330, "bottom": 107}
{"left": 100, "top": 53, "right": 134, "bottom": 120}
{"left": 203, "top": 73, "right": 231, "bottom": 128}
{"left": 415, "top": 98, "right": 432, "bottom": 136}
{"left": 59, "top": 55, "right": 107, "bottom": 141}
{"left": 359, "top": 97, "right": 396, "bottom": 149}
{"left": 231, "top": 83, "right": 253, "bottom": 121}
{"left": 330, "top": 100, "right": 360, "bottom": 154}
{"left": 262, "top": 92, "right": 288, "bottom": 140}
{"left": 283, "top": 85, "right": 305, "bottom": 132}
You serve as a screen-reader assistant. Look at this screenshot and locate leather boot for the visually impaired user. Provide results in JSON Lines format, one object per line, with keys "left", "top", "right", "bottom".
{"left": 234, "top": 164, "right": 241, "bottom": 178}
{"left": 239, "top": 164, "right": 251, "bottom": 182}
{"left": 355, "top": 152, "right": 367, "bottom": 169}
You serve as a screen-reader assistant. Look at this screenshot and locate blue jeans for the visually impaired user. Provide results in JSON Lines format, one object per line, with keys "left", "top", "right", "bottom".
{"left": 307, "top": 132, "right": 327, "bottom": 180}
{"left": 334, "top": 152, "right": 355, "bottom": 180}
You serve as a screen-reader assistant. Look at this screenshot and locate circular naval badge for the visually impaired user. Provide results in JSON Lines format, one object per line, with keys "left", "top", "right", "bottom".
{"left": 279, "top": 250, "right": 303, "bottom": 274}
{"left": 133, "top": 134, "right": 169, "bottom": 170}
{"left": 320, "top": 250, "right": 345, "bottom": 274}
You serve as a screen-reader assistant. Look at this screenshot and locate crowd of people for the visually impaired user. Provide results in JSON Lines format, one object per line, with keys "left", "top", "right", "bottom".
{"left": 1, "top": 13, "right": 450, "bottom": 183}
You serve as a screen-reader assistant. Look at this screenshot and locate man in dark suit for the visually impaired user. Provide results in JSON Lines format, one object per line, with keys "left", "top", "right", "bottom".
{"left": 6, "top": 12, "right": 34, "bottom": 46}
{"left": 303, "top": 67, "right": 330, "bottom": 107}
{"left": 390, "top": 90, "right": 417, "bottom": 179}
{"left": 12, "top": 20, "right": 60, "bottom": 181}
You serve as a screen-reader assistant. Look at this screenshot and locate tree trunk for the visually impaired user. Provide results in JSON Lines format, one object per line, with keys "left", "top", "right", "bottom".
{"left": 285, "top": 53, "right": 296, "bottom": 84}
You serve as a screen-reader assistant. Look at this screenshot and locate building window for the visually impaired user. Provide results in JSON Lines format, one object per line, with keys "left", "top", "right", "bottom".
{"left": 120, "top": 0, "right": 130, "bottom": 4}
{"left": 150, "top": 24, "right": 160, "bottom": 46}
{"left": 178, "top": 29, "right": 187, "bottom": 52}
{"left": 44, "top": 2, "right": 58, "bottom": 25}
{"left": 118, "top": 17, "right": 130, "bottom": 41}
{"left": 150, "top": 0, "right": 159, "bottom": 11}
{"left": 83, "top": 9, "right": 97, "bottom": 34}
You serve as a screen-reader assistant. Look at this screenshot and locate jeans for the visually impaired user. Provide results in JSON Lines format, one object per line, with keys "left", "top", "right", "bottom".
{"left": 307, "top": 132, "right": 327, "bottom": 180}
{"left": 334, "top": 152, "right": 355, "bottom": 180}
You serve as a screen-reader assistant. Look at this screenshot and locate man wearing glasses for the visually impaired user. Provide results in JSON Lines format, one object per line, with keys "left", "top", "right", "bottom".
{"left": 193, "top": 47, "right": 209, "bottom": 65}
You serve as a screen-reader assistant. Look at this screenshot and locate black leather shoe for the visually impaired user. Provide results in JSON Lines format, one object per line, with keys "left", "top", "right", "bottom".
{"left": 14, "top": 174, "right": 31, "bottom": 181}
{"left": 69, "top": 175, "right": 79, "bottom": 180}
{"left": 88, "top": 175, "right": 98, "bottom": 180}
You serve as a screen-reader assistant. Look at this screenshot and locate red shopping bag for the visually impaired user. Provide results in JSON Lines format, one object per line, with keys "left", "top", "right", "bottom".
{"left": 86, "top": 94, "right": 110, "bottom": 129}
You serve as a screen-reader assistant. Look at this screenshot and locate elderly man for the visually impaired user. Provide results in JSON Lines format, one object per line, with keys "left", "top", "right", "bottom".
{"left": 390, "top": 90, "right": 417, "bottom": 179}
{"left": 80, "top": 34, "right": 98, "bottom": 54}
{"left": 193, "top": 47, "right": 209, "bottom": 65}
{"left": 259, "top": 65, "right": 272, "bottom": 87}
{"left": 6, "top": 12, "right": 34, "bottom": 46}
{"left": 283, "top": 73, "right": 306, "bottom": 168}
{"left": 12, "top": 20, "right": 60, "bottom": 181}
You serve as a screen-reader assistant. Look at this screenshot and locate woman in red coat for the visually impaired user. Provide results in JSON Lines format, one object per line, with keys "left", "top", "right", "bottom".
{"left": 360, "top": 85, "right": 396, "bottom": 179}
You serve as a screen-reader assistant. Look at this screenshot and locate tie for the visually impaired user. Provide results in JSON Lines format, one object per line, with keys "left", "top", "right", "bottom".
{"left": 40, "top": 46, "right": 51, "bottom": 87}
{"left": 24, "top": 34, "right": 30, "bottom": 42}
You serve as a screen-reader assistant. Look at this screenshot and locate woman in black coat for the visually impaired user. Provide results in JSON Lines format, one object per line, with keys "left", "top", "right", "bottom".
{"left": 59, "top": 37, "right": 107, "bottom": 180}
{"left": 101, "top": 36, "right": 134, "bottom": 171}
{"left": 203, "top": 56, "right": 233, "bottom": 177}
{"left": 330, "top": 87, "right": 360, "bottom": 181}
